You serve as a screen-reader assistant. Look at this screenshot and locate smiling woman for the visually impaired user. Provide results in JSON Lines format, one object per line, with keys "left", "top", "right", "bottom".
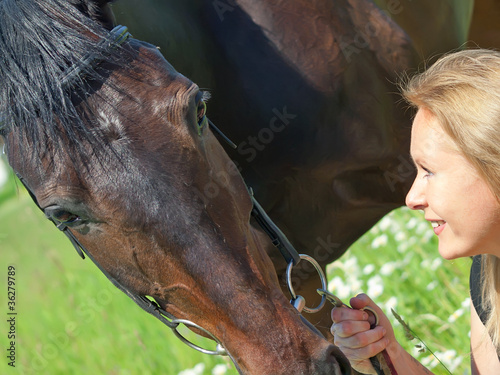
{"left": 330, "top": 49, "right": 500, "bottom": 375}
{"left": 406, "top": 108, "right": 500, "bottom": 260}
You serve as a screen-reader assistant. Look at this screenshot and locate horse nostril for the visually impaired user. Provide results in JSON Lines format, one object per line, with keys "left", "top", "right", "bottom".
{"left": 324, "top": 344, "right": 352, "bottom": 375}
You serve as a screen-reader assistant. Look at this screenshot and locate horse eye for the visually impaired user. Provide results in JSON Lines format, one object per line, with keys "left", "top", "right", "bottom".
{"left": 196, "top": 100, "right": 208, "bottom": 135}
{"left": 45, "top": 206, "right": 82, "bottom": 227}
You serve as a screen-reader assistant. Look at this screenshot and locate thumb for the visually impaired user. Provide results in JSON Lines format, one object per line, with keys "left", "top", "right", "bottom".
{"left": 350, "top": 293, "right": 379, "bottom": 327}
{"left": 350, "top": 293, "right": 373, "bottom": 310}
{"left": 350, "top": 293, "right": 396, "bottom": 341}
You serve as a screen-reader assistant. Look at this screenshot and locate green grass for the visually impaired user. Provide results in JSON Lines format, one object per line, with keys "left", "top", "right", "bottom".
{"left": 0, "top": 159, "right": 471, "bottom": 375}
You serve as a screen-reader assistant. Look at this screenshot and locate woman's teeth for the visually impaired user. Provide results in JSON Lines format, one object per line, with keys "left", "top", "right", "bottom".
{"left": 431, "top": 221, "right": 446, "bottom": 228}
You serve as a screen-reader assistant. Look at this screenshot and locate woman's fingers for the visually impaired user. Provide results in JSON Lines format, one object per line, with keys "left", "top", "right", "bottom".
{"left": 334, "top": 325, "right": 387, "bottom": 349}
{"left": 331, "top": 319, "right": 371, "bottom": 338}
{"left": 331, "top": 305, "right": 369, "bottom": 323}
{"left": 338, "top": 334, "right": 390, "bottom": 375}
{"left": 330, "top": 294, "right": 394, "bottom": 374}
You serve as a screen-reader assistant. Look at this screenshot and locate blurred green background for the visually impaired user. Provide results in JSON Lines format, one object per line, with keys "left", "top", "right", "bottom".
{"left": 0, "top": 156, "right": 471, "bottom": 374}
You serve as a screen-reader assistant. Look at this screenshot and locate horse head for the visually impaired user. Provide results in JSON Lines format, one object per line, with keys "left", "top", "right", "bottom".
{"left": 0, "top": 0, "right": 350, "bottom": 373}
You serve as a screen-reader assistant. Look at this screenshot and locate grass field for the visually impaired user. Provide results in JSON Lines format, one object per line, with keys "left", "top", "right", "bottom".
{"left": 0, "top": 158, "right": 471, "bottom": 375}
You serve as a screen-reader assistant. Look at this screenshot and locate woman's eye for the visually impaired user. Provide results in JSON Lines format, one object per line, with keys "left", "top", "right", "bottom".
{"left": 423, "top": 167, "right": 434, "bottom": 178}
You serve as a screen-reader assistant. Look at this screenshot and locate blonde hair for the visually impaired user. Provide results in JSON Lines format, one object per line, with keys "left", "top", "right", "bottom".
{"left": 402, "top": 48, "right": 500, "bottom": 353}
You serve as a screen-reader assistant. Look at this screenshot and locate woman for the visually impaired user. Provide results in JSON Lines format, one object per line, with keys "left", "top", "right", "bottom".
{"left": 330, "top": 49, "right": 500, "bottom": 374}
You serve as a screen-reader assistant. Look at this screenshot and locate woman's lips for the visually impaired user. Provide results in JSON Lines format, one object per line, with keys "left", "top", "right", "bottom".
{"left": 430, "top": 220, "right": 446, "bottom": 235}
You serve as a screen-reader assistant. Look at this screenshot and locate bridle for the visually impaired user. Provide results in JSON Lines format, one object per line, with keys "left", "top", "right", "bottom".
{"left": 12, "top": 23, "right": 396, "bottom": 375}
{"left": 13, "top": 25, "right": 329, "bottom": 357}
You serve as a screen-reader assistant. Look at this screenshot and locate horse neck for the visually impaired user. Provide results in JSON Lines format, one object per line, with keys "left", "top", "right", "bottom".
{"left": 232, "top": 0, "right": 415, "bottom": 92}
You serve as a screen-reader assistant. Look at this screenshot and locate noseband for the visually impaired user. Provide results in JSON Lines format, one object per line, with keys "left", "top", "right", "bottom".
{"left": 14, "top": 25, "right": 330, "bottom": 357}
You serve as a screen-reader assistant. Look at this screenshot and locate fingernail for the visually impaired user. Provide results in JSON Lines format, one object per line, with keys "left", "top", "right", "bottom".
{"left": 363, "top": 312, "right": 369, "bottom": 320}
{"left": 382, "top": 327, "right": 387, "bottom": 335}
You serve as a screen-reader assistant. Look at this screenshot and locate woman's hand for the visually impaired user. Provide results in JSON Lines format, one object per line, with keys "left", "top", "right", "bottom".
{"left": 330, "top": 293, "right": 397, "bottom": 374}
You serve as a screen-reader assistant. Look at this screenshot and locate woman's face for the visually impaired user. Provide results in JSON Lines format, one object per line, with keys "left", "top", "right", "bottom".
{"left": 406, "top": 108, "right": 500, "bottom": 259}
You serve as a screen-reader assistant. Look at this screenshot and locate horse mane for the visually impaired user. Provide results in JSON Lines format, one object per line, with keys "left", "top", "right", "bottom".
{"left": 0, "top": 0, "right": 125, "bottom": 162}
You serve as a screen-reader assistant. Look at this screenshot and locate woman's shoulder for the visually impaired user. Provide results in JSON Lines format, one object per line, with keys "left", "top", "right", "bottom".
{"left": 469, "top": 255, "right": 500, "bottom": 364}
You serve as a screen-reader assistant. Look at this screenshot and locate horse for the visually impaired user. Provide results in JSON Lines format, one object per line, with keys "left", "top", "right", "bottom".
{"left": 1, "top": 0, "right": 488, "bottom": 372}
{"left": 0, "top": 0, "right": 350, "bottom": 374}
{"left": 109, "top": 0, "right": 480, "bottom": 333}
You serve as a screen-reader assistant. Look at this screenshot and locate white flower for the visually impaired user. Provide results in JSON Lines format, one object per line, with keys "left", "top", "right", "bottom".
{"left": 367, "top": 275, "right": 384, "bottom": 298}
{"left": 406, "top": 217, "right": 418, "bottom": 229}
{"left": 397, "top": 242, "right": 408, "bottom": 254}
{"left": 369, "top": 224, "right": 380, "bottom": 235}
{"left": 371, "top": 234, "right": 388, "bottom": 249}
{"left": 328, "top": 276, "right": 351, "bottom": 300}
{"left": 448, "top": 308, "right": 464, "bottom": 323}
{"left": 462, "top": 297, "right": 471, "bottom": 309}
{"left": 416, "top": 221, "right": 429, "bottom": 234}
{"left": 384, "top": 296, "right": 398, "bottom": 312}
{"left": 437, "top": 350, "right": 462, "bottom": 372}
{"left": 328, "top": 256, "right": 359, "bottom": 276}
{"left": 426, "top": 281, "right": 438, "bottom": 291}
{"left": 380, "top": 262, "right": 396, "bottom": 276}
{"left": 421, "top": 229, "right": 434, "bottom": 243}
{"left": 420, "top": 259, "right": 431, "bottom": 268}
{"left": 363, "top": 264, "right": 375, "bottom": 275}
{"left": 395, "top": 231, "right": 406, "bottom": 242}
{"left": 378, "top": 216, "right": 392, "bottom": 231}
{"left": 344, "top": 257, "right": 359, "bottom": 274}
{"left": 212, "top": 364, "right": 229, "bottom": 375}
{"left": 0, "top": 159, "right": 7, "bottom": 189}
{"left": 430, "top": 258, "right": 442, "bottom": 271}
{"left": 178, "top": 363, "right": 205, "bottom": 375}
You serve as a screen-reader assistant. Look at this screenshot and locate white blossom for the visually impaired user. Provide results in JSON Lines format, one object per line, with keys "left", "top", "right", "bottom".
{"left": 363, "top": 264, "right": 375, "bottom": 275}
{"left": 212, "top": 364, "right": 229, "bottom": 375}
{"left": 371, "top": 234, "right": 388, "bottom": 249}
{"left": 0, "top": 159, "right": 7, "bottom": 189}
{"left": 367, "top": 275, "right": 384, "bottom": 298}
{"left": 178, "top": 363, "right": 205, "bottom": 375}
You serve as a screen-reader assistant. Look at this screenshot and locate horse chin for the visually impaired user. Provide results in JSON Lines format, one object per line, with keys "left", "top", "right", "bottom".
{"left": 230, "top": 342, "right": 351, "bottom": 375}
{"left": 215, "top": 302, "right": 351, "bottom": 375}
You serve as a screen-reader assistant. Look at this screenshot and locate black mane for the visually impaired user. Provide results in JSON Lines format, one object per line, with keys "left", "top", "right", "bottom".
{"left": 0, "top": 0, "right": 125, "bottom": 160}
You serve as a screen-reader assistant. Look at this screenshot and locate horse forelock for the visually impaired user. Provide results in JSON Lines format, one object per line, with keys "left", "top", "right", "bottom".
{"left": 0, "top": 0, "right": 126, "bottom": 164}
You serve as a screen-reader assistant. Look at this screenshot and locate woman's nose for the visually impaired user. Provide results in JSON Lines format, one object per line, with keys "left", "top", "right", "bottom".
{"left": 405, "top": 178, "right": 427, "bottom": 210}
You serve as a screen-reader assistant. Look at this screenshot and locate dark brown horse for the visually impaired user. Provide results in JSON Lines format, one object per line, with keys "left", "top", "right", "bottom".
{"left": 1, "top": 0, "right": 488, "bottom": 373}
{"left": 0, "top": 0, "right": 349, "bottom": 373}
{"left": 110, "top": 0, "right": 478, "bottom": 332}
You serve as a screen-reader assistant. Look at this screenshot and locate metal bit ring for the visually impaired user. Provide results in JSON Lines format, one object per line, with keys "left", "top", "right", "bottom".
{"left": 286, "top": 254, "right": 328, "bottom": 314}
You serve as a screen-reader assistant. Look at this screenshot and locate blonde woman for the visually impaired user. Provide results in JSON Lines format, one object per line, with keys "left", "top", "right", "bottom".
{"left": 330, "top": 49, "right": 500, "bottom": 374}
